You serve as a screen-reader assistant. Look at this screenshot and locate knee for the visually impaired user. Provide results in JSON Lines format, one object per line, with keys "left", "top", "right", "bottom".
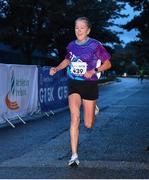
{"left": 84, "top": 117, "right": 94, "bottom": 128}
{"left": 84, "top": 122, "right": 93, "bottom": 129}
{"left": 71, "top": 120, "right": 80, "bottom": 128}
{"left": 70, "top": 114, "right": 80, "bottom": 129}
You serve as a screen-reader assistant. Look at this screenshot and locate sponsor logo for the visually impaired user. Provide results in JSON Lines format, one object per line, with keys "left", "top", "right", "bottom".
{"left": 5, "top": 70, "right": 29, "bottom": 110}
{"left": 5, "top": 71, "right": 19, "bottom": 110}
{"left": 5, "top": 92, "right": 19, "bottom": 110}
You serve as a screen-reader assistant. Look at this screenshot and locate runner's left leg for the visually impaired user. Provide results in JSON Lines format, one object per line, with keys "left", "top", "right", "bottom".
{"left": 82, "top": 99, "right": 96, "bottom": 128}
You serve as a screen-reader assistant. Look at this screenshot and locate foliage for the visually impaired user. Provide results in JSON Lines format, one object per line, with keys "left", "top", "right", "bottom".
{"left": 0, "top": 0, "right": 124, "bottom": 65}
{"left": 120, "top": 0, "right": 149, "bottom": 68}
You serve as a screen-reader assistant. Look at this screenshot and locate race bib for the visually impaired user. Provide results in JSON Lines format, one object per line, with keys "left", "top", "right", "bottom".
{"left": 70, "top": 62, "right": 87, "bottom": 76}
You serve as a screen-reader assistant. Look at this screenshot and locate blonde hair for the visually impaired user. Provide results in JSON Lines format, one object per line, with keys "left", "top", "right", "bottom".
{"left": 75, "top": 17, "right": 92, "bottom": 29}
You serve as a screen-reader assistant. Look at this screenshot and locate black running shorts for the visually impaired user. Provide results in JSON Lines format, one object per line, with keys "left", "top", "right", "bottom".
{"left": 68, "top": 79, "right": 99, "bottom": 100}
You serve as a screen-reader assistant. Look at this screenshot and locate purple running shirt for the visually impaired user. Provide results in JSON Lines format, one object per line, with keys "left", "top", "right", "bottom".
{"left": 65, "top": 38, "right": 111, "bottom": 81}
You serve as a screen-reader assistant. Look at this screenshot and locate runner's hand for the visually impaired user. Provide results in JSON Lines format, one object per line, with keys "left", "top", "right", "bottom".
{"left": 84, "top": 69, "right": 95, "bottom": 79}
{"left": 49, "top": 67, "right": 57, "bottom": 76}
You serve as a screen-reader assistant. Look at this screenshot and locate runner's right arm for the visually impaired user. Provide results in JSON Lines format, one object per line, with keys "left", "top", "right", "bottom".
{"left": 49, "top": 59, "right": 70, "bottom": 76}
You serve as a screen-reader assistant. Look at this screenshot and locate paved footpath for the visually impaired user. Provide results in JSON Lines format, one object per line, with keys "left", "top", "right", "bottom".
{"left": 0, "top": 78, "right": 149, "bottom": 178}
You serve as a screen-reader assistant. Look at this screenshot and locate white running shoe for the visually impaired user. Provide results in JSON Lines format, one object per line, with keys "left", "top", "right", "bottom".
{"left": 95, "top": 105, "right": 99, "bottom": 115}
{"left": 68, "top": 153, "right": 80, "bottom": 167}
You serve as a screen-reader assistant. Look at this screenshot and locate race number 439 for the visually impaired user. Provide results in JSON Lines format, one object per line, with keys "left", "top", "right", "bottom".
{"left": 70, "top": 62, "right": 87, "bottom": 76}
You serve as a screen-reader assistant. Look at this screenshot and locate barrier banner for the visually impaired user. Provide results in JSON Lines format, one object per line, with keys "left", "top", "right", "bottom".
{"left": 0, "top": 63, "right": 38, "bottom": 122}
{"left": 0, "top": 64, "right": 8, "bottom": 123}
{"left": 38, "top": 67, "right": 68, "bottom": 112}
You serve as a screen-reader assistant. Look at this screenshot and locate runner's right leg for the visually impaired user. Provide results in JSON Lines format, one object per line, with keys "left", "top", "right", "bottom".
{"left": 68, "top": 93, "right": 81, "bottom": 166}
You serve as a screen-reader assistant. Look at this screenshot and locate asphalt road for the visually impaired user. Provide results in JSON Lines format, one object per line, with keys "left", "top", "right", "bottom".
{"left": 0, "top": 77, "right": 149, "bottom": 179}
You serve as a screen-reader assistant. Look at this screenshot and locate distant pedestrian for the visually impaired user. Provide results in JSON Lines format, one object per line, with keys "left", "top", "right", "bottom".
{"left": 49, "top": 17, "right": 111, "bottom": 166}
{"left": 138, "top": 69, "right": 144, "bottom": 84}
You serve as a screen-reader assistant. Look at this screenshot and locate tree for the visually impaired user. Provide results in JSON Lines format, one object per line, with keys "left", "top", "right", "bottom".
{"left": 0, "top": 0, "right": 51, "bottom": 64}
{"left": 120, "top": 0, "right": 149, "bottom": 68}
{"left": 0, "top": 0, "right": 125, "bottom": 65}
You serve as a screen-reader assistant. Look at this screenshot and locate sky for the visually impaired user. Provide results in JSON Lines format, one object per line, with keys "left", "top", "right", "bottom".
{"left": 111, "top": 2, "right": 141, "bottom": 46}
